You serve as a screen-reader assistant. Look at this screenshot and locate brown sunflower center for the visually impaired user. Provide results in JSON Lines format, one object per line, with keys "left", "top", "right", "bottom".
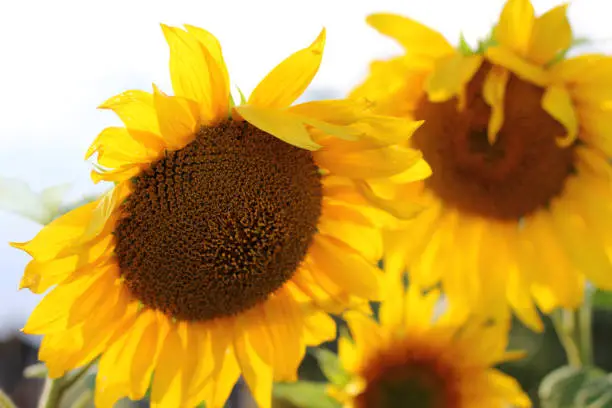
{"left": 356, "top": 343, "right": 458, "bottom": 408}
{"left": 114, "top": 120, "right": 323, "bottom": 322}
{"left": 412, "top": 63, "right": 575, "bottom": 220}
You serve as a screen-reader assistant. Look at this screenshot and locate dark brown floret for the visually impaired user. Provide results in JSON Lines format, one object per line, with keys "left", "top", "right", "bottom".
{"left": 114, "top": 120, "right": 323, "bottom": 322}
{"left": 355, "top": 339, "right": 459, "bottom": 408}
{"left": 412, "top": 63, "right": 575, "bottom": 220}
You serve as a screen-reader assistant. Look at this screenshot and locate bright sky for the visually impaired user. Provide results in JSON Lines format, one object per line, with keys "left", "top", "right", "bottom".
{"left": 0, "top": 0, "right": 610, "bottom": 340}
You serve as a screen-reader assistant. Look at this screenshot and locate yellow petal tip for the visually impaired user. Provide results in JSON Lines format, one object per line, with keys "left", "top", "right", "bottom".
{"left": 311, "top": 28, "right": 326, "bottom": 55}
{"left": 9, "top": 241, "right": 25, "bottom": 250}
{"left": 556, "top": 132, "right": 577, "bottom": 148}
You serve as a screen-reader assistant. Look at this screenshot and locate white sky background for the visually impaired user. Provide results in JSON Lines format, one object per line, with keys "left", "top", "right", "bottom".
{"left": 0, "top": 0, "right": 610, "bottom": 340}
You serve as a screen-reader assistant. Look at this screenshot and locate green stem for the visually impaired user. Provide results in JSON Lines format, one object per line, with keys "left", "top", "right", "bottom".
{"left": 551, "top": 293, "right": 595, "bottom": 368}
{"left": 552, "top": 309, "right": 582, "bottom": 367}
{"left": 37, "top": 360, "right": 96, "bottom": 408}
{"left": 578, "top": 293, "right": 594, "bottom": 367}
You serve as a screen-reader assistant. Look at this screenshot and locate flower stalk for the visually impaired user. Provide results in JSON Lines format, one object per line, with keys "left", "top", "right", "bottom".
{"left": 552, "top": 288, "right": 594, "bottom": 368}
{"left": 38, "top": 360, "right": 95, "bottom": 408}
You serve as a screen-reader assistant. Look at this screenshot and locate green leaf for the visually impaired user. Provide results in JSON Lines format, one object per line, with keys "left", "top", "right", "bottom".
{"left": 273, "top": 381, "right": 340, "bottom": 408}
{"left": 575, "top": 373, "right": 612, "bottom": 408}
{"left": 311, "top": 348, "right": 351, "bottom": 387}
{"left": 539, "top": 365, "right": 607, "bottom": 408}
{"left": 592, "top": 289, "right": 612, "bottom": 310}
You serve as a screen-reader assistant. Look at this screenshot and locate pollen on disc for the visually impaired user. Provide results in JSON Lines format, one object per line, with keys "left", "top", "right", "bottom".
{"left": 113, "top": 120, "right": 323, "bottom": 322}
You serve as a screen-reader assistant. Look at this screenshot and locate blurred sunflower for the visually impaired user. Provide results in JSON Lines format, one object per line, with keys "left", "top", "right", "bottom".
{"left": 352, "top": 0, "right": 612, "bottom": 330}
{"left": 11, "top": 25, "right": 429, "bottom": 408}
{"left": 327, "top": 273, "right": 531, "bottom": 407}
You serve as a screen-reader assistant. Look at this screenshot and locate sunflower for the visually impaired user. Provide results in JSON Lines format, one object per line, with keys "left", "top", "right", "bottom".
{"left": 327, "top": 272, "right": 531, "bottom": 407}
{"left": 11, "top": 25, "right": 429, "bottom": 408}
{"left": 351, "top": 0, "right": 612, "bottom": 331}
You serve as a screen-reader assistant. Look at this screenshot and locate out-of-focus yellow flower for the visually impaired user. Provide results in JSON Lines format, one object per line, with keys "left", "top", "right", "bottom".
{"left": 328, "top": 273, "right": 531, "bottom": 407}
{"left": 352, "top": 0, "right": 612, "bottom": 331}
{"left": 11, "top": 24, "right": 428, "bottom": 408}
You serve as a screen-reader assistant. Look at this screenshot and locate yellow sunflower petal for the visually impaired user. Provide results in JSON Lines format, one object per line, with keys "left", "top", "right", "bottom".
{"left": 235, "top": 105, "right": 321, "bottom": 150}
{"left": 383, "top": 203, "right": 443, "bottom": 278}
{"left": 95, "top": 333, "right": 131, "bottom": 408}
{"left": 494, "top": 0, "right": 535, "bottom": 56}
{"left": 542, "top": 85, "right": 578, "bottom": 147}
{"left": 150, "top": 322, "right": 190, "bottom": 407}
{"left": 94, "top": 310, "right": 162, "bottom": 407}
{"left": 378, "top": 271, "right": 406, "bottom": 331}
{"left": 349, "top": 57, "right": 431, "bottom": 115}
{"left": 184, "top": 24, "right": 230, "bottom": 103}
{"left": 122, "top": 312, "right": 165, "bottom": 400}
{"left": 527, "top": 4, "right": 572, "bottom": 65}
{"left": 521, "top": 211, "right": 584, "bottom": 311}
{"left": 440, "top": 216, "right": 485, "bottom": 314}
{"left": 57, "top": 295, "right": 137, "bottom": 377}
{"left": 67, "top": 269, "right": 121, "bottom": 327}
{"left": 317, "top": 217, "right": 382, "bottom": 263}
{"left": 403, "top": 286, "right": 441, "bottom": 333}
{"left": 426, "top": 54, "right": 483, "bottom": 102}
{"left": 98, "top": 90, "right": 163, "bottom": 137}
{"left": 199, "top": 348, "right": 241, "bottom": 408}
{"left": 234, "top": 310, "right": 274, "bottom": 408}
{"left": 11, "top": 200, "right": 99, "bottom": 261}
{"left": 343, "top": 310, "right": 382, "bottom": 363}
{"left": 161, "top": 24, "right": 222, "bottom": 123}
{"left": 315, "top": 144, "right": 422, "bottom": 179}
{"left": 91, "top": 165, "right": 144, "bottom": 185}
{"left": 549, "top": 54, "right": 612, "bottom": 84}
{"left": 483, "top": 370, "right": 532, "bottom": 407}
{"left": 81, "top": 183, "right": 130, "bottom": 246}
{"left": 485, "top": 46, "right": 549, "bottom": 86}
{"left": 288, "top": 99, "right": 368, "bottom": 126}
{"left": 248, "top": 29, "right": 325, "bottom": 109}
{"left": 366, "top": 13, "right": 454, "bottom": 59}
{"left": 19, "top": 234, "right": 113, "bottom": 294}
{"left": 86, "top": 127, "right": 162, "bottom": 168}
{"left": 300, "top": 300, "right": 337, "bottom": 345}
{"left": 483, "top": 66, "right": 510, "bottom": 145}
{"left": 23, "top": 270, "right": 101, "bottom": 334}
{"left": 337, "top": 334, "right": 358, "bottom": 373}
{"left": 578, "top": 106, "right": 612, "bottom": 156}
{"left": 551, "top": 196, "right": 612, "bottom": 290}
{"left": 309, "top": 235, "right": 381, "bottom": 300}
{"left": 152, "top": 84, "right": 197, "bottom": 150}
{"left": 497, "top": 228, "right": 543, "bottom": 332}
{"left": 292, "top": 264, "right": 351, "bottom": 314}
{"left": 186, "top": 321, "right": 236, "bottom": 406}
{"left": 262, "top": 288, "right": 305, "bottom": 381}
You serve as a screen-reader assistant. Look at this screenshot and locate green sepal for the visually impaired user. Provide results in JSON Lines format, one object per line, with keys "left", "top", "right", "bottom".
{"left": 457, "top": 32, "right": 474, "bottom": 55}
{"left": 475, "top": 25, "right": 498, "bottom": 54}
{"left": 237, "top": 86, "right": 247, "bottom": 105}
{"left": 547, "top": 37, "right": 591, "bottom": 67}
